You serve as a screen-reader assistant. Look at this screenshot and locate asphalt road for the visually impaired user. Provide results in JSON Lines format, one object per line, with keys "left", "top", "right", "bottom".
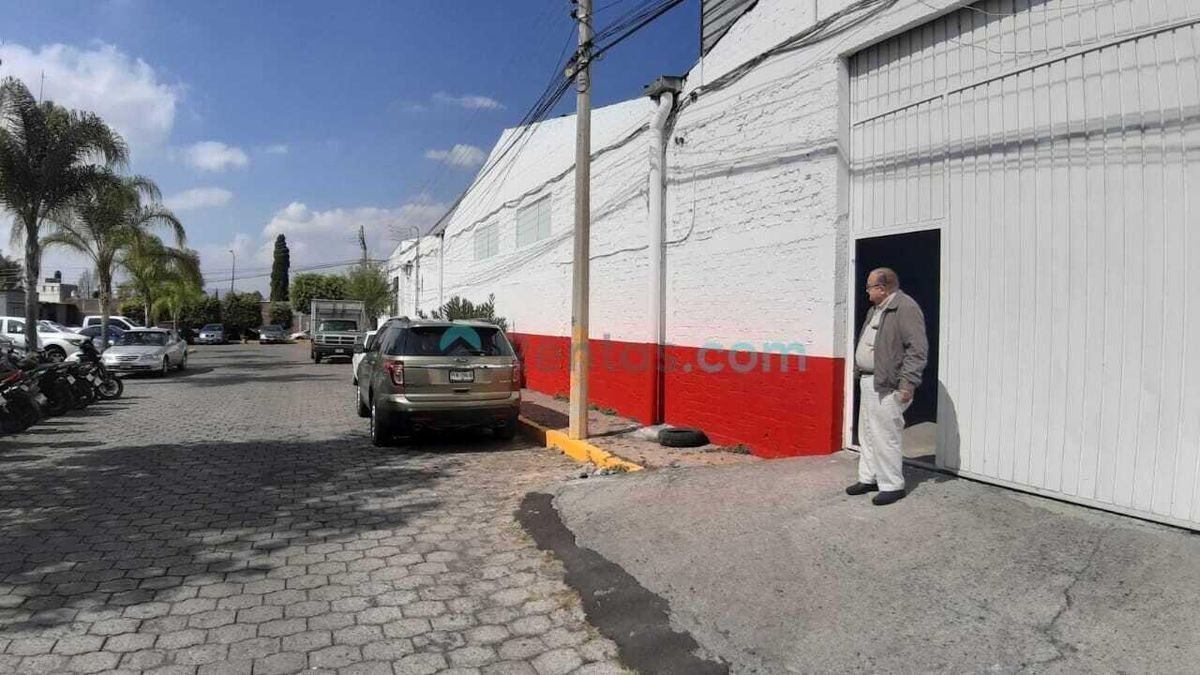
{"left": 0, "top": 342, "right": 626, "bottom": 675}
{"left": 551, "top": 452, "right": 1200, "bottom": 674}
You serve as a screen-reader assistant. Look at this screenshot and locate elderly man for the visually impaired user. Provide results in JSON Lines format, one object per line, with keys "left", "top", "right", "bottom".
{"left": 846, "top": 267, "right": 928, "bottom": 506}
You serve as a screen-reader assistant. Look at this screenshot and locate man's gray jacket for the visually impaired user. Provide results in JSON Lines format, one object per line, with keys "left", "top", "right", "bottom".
{"left": 855, "top": 290, "right": 929, "bottom": 395}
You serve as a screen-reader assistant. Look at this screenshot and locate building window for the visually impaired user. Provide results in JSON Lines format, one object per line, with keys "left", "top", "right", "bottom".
{"left": 515, "top": 196, "right": 551, "bottom": 248}
{"left": 474, "top": 223, "right": 499, "bottom": 260}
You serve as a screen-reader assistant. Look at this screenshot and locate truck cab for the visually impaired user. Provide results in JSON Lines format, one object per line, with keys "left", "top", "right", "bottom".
{"left": 310, "top": 299, "right": 367, "bottom": 363}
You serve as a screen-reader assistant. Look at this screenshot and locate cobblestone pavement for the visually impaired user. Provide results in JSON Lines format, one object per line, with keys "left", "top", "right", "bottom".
{"left": 0, "top": 343, "right": 626, "bottom": 675}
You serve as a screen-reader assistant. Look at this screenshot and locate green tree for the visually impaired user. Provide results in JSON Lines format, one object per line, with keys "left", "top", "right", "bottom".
{"left": 0, "top": 252, "right": 21, "bottom": 290}
{"left": 117, "top": 298, "right": 145, "bottom": 325}
{"left": 343, "top": 260, "right": 391, "bottom": 324}
{"left": 153, "top": 275, "right": 206, "bottom": 332}
{"left": 270, "top": 234, "right": 290, "bottom": 302}
{"left": 290, "top": 273, "right": 346, "bottom": 315}
{"left": 0, "top": 77, "right": 128, "bottom": 351}
{"left": 221, "top": 291, "right": 263, "bottom": 341}
{"left": 43, "top": 172, "right": 185, "bottom": 347}
{"left": 122, "top": 236, "right": 201, "bottom": 325}
{"left": 181, "top": 295, "right": 221, "bottom": 330}
{"left": 426, "top": 294, "right": 508, "bottom": 332}
{"left": 268, "top": 301, "right": 293, "bottom": 328}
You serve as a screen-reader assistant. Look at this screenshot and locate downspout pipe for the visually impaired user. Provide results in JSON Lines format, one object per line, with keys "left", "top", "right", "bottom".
{"left": 645, "top": 75, "right": 684, "bottom": 424}
{"left": 438, "top": 232, "right": 445, "bottom": 312}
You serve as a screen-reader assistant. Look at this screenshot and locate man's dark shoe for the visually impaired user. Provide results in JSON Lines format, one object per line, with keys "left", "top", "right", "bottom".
{"left": 872, "top": 489, "right": 907, "bottom": 506}
{"left": 845, "top": 482, "right": 879, "bottom": 496}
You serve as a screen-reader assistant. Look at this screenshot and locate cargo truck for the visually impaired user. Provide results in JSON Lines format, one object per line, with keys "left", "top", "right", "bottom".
{"left": 310, "top": 299, "right": 366, "bottom": 363}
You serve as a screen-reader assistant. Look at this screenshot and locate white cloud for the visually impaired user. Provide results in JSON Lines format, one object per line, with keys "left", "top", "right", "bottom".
{"left": 0, "top": 42, "right": 183, "bottom": 158}
{"left": 424, "top": 144, "right": 487, "bottom": 169}
{"left": 164, "top": 187, "right": 233, "bottom": 212}
{"left": 264, "top": 144, "right": 289, "bottom": 155}
{"left": 176, "top": 141, "right": 249, "bottom": 172}
{"left": 432, "top": 92, "right": 505, "bottom": 110}
{"left": 196, "top": 233, "right": 255, "bottom": 292}
{"left": 260, "top": 198, "right": 447, "bottom": 270}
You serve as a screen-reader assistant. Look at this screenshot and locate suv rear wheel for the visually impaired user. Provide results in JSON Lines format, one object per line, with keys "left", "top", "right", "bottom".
{"left": 356, "top": 384, "right": 370, "bottom": 417}
{"left": 370, "top": 397, "right": 392, "bottom": 447}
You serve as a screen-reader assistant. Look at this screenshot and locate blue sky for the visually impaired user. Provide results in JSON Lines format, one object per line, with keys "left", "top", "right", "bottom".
{"left": 0, "top": 0, "right": 700, "bottom": 293}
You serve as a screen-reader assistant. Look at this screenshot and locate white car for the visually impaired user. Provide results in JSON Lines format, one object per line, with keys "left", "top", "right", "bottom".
{"left": 82, "top": 315, "right": 143, "bottom": 331}
{"left": 352, "top": 329, "right": 378, "bottom": 385}
{"left": 0, "top": 316, "right": 87, "bottom": 361}
{"left": 101, "top": 328, "right": 188, "bottom": 376}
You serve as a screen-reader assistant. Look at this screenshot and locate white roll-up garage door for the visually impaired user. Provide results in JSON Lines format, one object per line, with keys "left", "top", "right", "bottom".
{"left": 849, "top": 0, "right": 1200, "bottom": 529}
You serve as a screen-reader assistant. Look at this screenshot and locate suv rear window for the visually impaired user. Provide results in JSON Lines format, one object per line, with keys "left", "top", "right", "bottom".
{"left": 386, "top": 325, "right": 513, "bottom": 357}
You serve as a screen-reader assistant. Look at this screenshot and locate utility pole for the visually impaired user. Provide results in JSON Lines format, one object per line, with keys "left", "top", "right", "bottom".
{"left": 229, "top": 249, "right": 235, "bottom": 294}
{"left": 568, "top": 0, "right": 592, "bottom": 440}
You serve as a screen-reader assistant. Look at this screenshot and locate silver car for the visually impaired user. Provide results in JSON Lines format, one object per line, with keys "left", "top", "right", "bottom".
{"left": 101, "top": 329, "right": 189, "bottom": 376}
{"left": 258, "top": 325, "right": 287, "bottom": 344}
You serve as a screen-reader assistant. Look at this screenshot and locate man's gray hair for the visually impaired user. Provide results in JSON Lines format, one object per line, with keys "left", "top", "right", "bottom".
{"left": 871, "top": 267, "right": 900, "bottom": 291}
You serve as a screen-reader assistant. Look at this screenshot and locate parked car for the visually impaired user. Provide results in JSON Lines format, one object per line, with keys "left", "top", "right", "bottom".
{"left": 82, "top": 315, "right": 142, "bottom": 331}
{"left": 100, "top": 328, "right": 188, "bottom": 376}
{"left": 351, "top": 329, "right": 378, "bottom": 385}
{"left": 0, "top": 316, "right": 88, "bottom": 362}
{"left": 354, "top": 318, "right": 521, "bottom": 446}
{"left": 195, "top": 324, "right": 227, "bottom": 345}
{"left": 77, "top": 324, "right": 125, "bottom": 350}
{"left": 39, "top": 320, "right": 76, "bottom": 333}
{"left": 258, "top": 325, "right": 287, "bottom": 344}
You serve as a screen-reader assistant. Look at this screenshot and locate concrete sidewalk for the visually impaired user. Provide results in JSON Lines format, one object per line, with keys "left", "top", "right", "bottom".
{"left": 547, "top": 452, "right": 1200, "bottom": 674}
{"left": 520, "top": 389, "right": 759, "bottom": 470}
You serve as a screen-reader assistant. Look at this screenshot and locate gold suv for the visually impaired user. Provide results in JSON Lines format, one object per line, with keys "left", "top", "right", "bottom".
{"left": 354, "top": 318, "right": 521, "bottom": 446}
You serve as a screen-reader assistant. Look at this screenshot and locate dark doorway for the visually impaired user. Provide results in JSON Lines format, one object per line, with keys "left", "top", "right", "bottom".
{"left": 852, "top": 229, "right": 940, "bottom": 444}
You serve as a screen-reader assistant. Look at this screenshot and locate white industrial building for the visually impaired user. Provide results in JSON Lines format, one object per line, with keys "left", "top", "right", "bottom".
{"left": 391, "top": 0, "right": 1200, "bottom": 531}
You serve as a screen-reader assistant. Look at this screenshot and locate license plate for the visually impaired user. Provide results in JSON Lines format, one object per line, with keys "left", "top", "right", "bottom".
{"left": 334, "top": 348, "right": 345, "bottom": 354}
{"left": 449, "top": 369, "right": 475, "bottom": 383}
{"left": 35, "top": 394, "right": 48, "bottom": 406}
{"left": 67, "top": 375, "right": 76, "bottom": 384}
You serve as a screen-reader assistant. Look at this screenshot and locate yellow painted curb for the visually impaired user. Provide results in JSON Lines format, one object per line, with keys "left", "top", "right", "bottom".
{"left": 517, "top": 416, "right": 644, "bottom": 473}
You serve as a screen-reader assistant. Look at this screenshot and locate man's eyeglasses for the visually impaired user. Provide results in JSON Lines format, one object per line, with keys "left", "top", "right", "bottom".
{"left": 866, "top": 283, "right": 884, "bottom": 291}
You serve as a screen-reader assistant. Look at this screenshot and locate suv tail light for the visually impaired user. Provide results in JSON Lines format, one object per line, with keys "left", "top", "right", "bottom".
{"left": 511, "top": 361, "right": 521, "bottom": 391}
{"left": 384, "top": 361, "right": 404, "bottom": 387}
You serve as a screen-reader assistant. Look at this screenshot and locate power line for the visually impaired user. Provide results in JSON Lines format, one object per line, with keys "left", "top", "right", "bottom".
{"left": 203, "top": 257, "right": 386, "bottom": 285}
{"left": 428, "top": 0, "right": 687, "bottom": 237}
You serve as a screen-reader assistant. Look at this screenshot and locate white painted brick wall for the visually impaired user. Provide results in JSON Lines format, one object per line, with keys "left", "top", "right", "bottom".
{"left": 390, "top": 0, "right": 959, "bottom": 357}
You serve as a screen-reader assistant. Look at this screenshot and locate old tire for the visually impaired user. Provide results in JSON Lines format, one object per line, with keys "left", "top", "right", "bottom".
{"left": 658, "top": 427, "right": 709, "bottom": 448}
{"left": 159, "top": 358, "right": 170, "bottom": 378}
{"left": 494, "top": 414, "right": 519, "bottom": 441}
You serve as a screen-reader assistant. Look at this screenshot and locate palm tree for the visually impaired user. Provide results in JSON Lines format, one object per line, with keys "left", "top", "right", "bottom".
{"left": 123, "top": 236, "right": 201, "bottom": 326}
{"left": 0, "top": 77, "right": 127, "bottom": 351}
{"left": 153, "top": 274, "right": 205, "bottom": 332}
{"left": 43, "top": 172, "right": 184, "bottom": 348}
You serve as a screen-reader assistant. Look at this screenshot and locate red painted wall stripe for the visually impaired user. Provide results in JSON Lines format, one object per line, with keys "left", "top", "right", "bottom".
{"left": 510, "top": 332, "right": 843, "bottom": 458}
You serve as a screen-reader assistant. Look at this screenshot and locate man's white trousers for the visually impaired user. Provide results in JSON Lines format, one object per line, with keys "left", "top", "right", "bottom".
{"left": 857, "top": 374, "right": 909, "bottom": 492}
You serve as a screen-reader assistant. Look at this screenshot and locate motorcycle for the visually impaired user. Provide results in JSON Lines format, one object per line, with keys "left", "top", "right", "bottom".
{"left": 0, "top": 365, "right": 44, "bottom": 433}
{"left": 0, "top": 347, "right": 80, "bottom": 417}
{"left": 76, "top": 340, "right": 123, "bottom": 400}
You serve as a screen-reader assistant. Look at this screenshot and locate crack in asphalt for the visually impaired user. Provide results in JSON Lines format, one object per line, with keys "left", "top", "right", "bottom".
{"left": 1020, "top": 526, "right": 1112, "bottom": 673}
{"left": 517, "top": 491, "right": 729, "bottom": 675}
